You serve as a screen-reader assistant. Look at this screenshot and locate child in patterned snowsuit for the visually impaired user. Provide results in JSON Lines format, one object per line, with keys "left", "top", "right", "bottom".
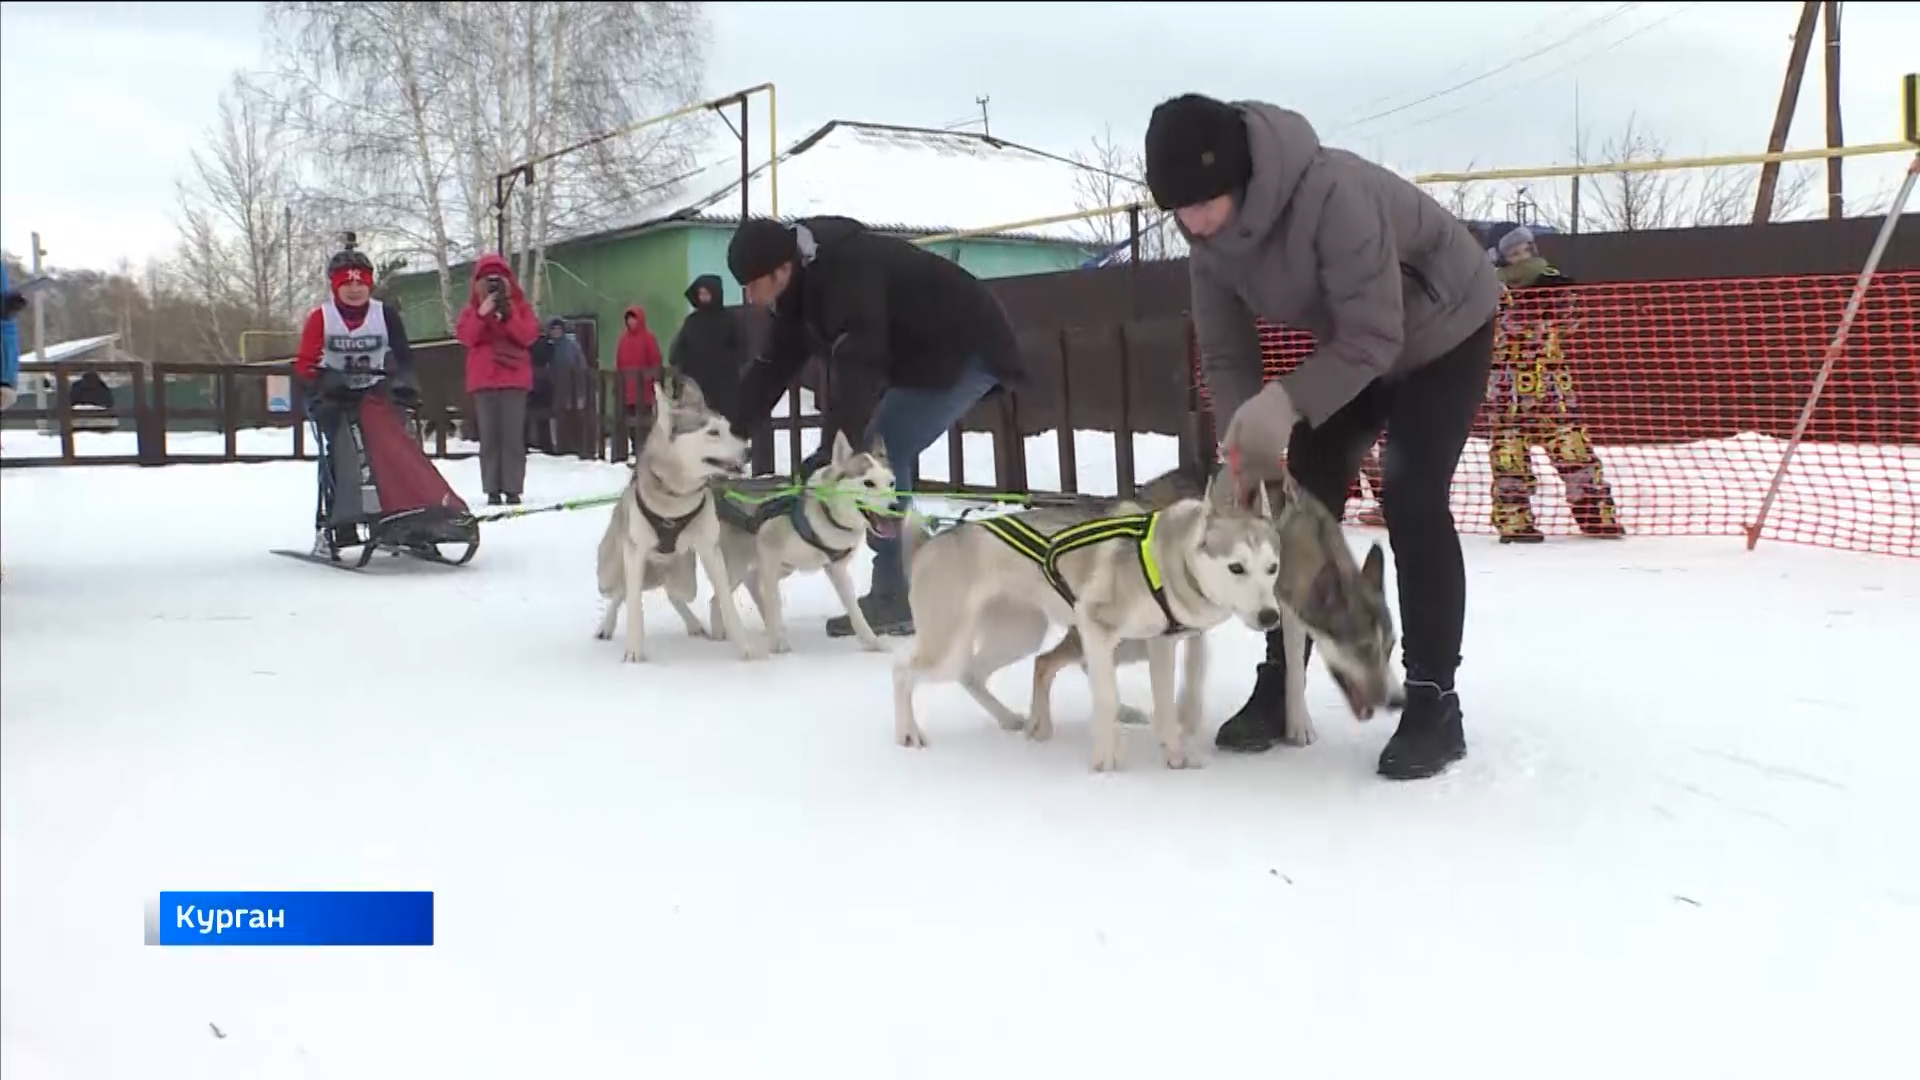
{"left": 1487, "top": 227, "right": 1623, "bottom": 543}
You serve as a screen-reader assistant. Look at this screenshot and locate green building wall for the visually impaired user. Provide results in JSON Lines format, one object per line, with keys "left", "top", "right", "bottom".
{"left": 385, "top": 222, "right": 1095, "bottom": 369}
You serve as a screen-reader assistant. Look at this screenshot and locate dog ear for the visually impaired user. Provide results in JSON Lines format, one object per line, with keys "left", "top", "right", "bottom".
{"left": 673, "top": 372, "right": 707, "bottom": 413}
{"left": 865, "top": 437, "right": 889, "bottom": 467}
{"left": 1253, "top": 478, "right": 1274, "bottom": 519}
{"left": 1361, "top": 543, "right": 1386, "bottom": 592}
{"left": 831, "top": 429, "right": 853, "bottom": 464}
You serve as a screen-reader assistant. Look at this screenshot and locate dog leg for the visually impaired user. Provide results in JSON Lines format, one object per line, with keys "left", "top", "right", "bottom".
{"left": 697, "top": 541, "right": 766, "bottom": 661}
{"left": 824, "top": 557, "right": 884, "bottom": 653}
{"left": 1177, "top": 632, "right": 1209, "bottom": 740}
{"left": 1279, "top": 610, "right": 1317, "bottom": 746}
{"left": 666, "top": 554, "right": 709, "bottom": 640}
{"left": 1146, "top": 636, "right": 1194, "bottom": 769}
{"left": 893, "top": 650, "right": 929, "bottom": 749}
{"left": 962, "top": 605, "right": 1049, "bottom": 736}
{"left": 594, "top": 595, "right": 621, "bottom": 641}
{"left": 757, "top": 560, "right": 792, "bottom": 655}
{"left": 621, "top": 544, "right": 650, "bottom": 664}
{"left": 1077, "top": 616, "right": 1125, "bottom": 773}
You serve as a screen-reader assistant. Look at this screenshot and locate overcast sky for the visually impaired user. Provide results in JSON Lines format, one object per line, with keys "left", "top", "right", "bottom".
{"left": 2, "top": 0, "right": 1915, "bottom": 272}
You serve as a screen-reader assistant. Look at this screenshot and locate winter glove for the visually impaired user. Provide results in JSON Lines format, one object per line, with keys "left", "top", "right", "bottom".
{"left": 314, "top": 369, "right": 359, "bottom": 404}
{"left": 1, "top": 290, "right": 26, "bottom": 319}
{"left": 1220, "top": 382, "right": 1299, "bottom": 481}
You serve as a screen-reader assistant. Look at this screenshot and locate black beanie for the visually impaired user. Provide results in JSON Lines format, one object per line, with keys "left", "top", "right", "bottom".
{"left": 727, "top": 218, "right": 799, "bottom": 284}
{"left": 1143, "top": 94, "right": 1253, "bottom": 211}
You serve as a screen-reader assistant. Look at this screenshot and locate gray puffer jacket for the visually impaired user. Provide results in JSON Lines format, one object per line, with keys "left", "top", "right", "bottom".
{"left": 1187, "top": 102, "right": 1503, "bottom": 428}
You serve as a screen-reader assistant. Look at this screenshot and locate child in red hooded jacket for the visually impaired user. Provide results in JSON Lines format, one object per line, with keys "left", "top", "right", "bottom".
{"left": 455, "top": 253, "right": 541, "bottom": 505}
{"left": 614, "top": 305, "right": 663, "bottom": 457}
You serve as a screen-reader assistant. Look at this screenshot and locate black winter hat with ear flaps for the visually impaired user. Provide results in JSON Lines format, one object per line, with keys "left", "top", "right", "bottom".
{"left": 1143, "top": 94, "right": 1254, "bottom": 211}
{"left": 727, "top": 218, "right": 799, "bottom": 285}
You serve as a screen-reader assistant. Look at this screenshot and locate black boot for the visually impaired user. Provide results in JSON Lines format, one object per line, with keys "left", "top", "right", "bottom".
{"left": 1377, "top": 679, "right": 1467, "bottom": 780}
{"left": 824, "top": 588, "right": 914, "bottom": 638}
{"left": 1213, "top": 630, "right": 1305, "bottom": 753}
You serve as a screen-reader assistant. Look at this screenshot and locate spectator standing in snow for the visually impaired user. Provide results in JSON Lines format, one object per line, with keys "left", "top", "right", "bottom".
{"left": 1145, "top": 93, "right": 1503, "bottom": 781}
{"left": 455, "top": 253, "right": 540, "bottom": 506}
{"left": 668, "top": 273, "right": 748, "bottom": 421}
{"left": 724, "top": 214, "right": 1024, "bottom": 638}
{"left": 614, "top": 305, "right": 663, "bottom": 459}
{"left": 537, "top": 317, "right": 589, "bottom": 456}
{"left": 1486, "top": 225, "right": 1623, "bottom": 543}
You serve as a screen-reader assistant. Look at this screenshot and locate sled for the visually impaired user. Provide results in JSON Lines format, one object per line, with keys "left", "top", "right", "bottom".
{"left": 283, "top": 391, "right": 481, "bottom": 569}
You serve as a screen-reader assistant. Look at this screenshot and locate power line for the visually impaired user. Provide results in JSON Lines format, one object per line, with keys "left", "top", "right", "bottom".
{"left": 1335, "top": 4, "right": 1636, "bottom": 122}
{"left": 1332, "top": 2, "right": 1644, "bottom": 133}
{"left": 1377, "top": 1, "right": 1706, "bottom": 141}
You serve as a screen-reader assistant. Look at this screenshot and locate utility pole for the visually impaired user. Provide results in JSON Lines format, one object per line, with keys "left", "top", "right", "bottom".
{"left": 1570, "top": 82, "right": 1583, "bottom": 234}
{"left": 29, "top": 231, "right": 46, "bottom": 360}
{"left": 1754, "top": 0, "right": 1823, "bottom": 223}
{"left": 1822, "top": 0, "right": 1844, "bottom": 219}
{"left": 976, "top": 95, "right": 991, "bottom": 138}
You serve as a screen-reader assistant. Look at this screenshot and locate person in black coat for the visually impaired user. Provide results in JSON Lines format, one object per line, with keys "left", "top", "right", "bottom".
{"left": 725, "top": 215, "right": 1024, "bottom": 637}
{"left": 668, "top": 273, "right": 748, "bottom": 421}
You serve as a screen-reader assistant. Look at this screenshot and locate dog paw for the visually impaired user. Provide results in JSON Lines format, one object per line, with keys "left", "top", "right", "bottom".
{"left": 593, "top": 627, "right": 613, "bottom": 641}
{"left": 770, "top": 636, "right": 793, "bottom": 655}
{"left": 1282, "top": 720, "right": 1318, "bottom": 747}
{"left": 1025, "top": 713, "right": 1054, "bottom": 742}
{"left": 896, "top": 724, "right": 927, "bottom": 749}
{"left": 1162, "top": 744, "right": 1201, "bottom": 770}
{"left": 1115, "top": 704, "right": 1151, "bottom": 727}
{"left": 1090, "top": 738, "right": 1122, "bottom": 773}
{"left": 621, "top": 648, "right": 648, "bottom": 664}
{"left": 857, "top": 636, "right": 887, "bottom": 654}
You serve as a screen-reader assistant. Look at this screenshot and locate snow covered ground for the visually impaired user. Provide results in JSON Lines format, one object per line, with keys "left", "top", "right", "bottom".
{"left": 3, "top": 429, "right": 1919, "bottom": 1079}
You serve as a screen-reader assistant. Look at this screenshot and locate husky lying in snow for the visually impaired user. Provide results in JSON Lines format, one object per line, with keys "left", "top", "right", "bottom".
{"left": 709, "top": 431, "right": 897, "bottom": 654}
{"left": 891, "top": 475, "right": 1289, "bottom": 772}
{"left": 592, "top": 376, "right": 758, "bottom": 663}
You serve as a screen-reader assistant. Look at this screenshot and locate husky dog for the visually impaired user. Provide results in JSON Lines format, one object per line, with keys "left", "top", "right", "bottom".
{"left": 592, "top": 376, "right": 758, "bottom": 663}
{"left": 1030, "top": 464, "right": 1403, "bottom": 748}
{"left": 709, "top": 431, "right": 897, "bottom": 654}
{"left": 892, "top": 477, "right": 1287, "bottom": 772}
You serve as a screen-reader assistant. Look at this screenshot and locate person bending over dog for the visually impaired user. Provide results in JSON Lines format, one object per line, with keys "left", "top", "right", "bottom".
{"left": 292, "top": 243, "right": 419, "bottom": 558}
{"left": 723, "top": 215, "right": 1026, "bottom": 638}
{"left": 1144, "top": 93, "right": 1503, "bottom": 781}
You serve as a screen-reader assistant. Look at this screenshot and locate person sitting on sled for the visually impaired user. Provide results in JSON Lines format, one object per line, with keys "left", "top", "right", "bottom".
{"left": 1485, "top": 224, "right": 1622, "bottom": 543}
{"left": 292, "top": 242, "right": 418, "bottom": 558}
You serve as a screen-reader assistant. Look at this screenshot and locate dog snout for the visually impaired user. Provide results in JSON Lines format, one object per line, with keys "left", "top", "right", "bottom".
{"left": 1255, "top": 608, "right": 1281, "bottom": 630}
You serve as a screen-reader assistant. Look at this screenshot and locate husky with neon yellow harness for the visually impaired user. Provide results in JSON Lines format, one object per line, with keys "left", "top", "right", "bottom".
{"left": 892, "top": 477, "right": 1286, "bottom": 772}
{"left": 709, "top": 430, "right": 897, "bottom": 654}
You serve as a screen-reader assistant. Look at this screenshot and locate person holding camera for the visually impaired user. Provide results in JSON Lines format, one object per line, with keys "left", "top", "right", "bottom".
{"left": 292, "top": 242, "right": 420, "bottom": 557}
{"left": 455, "top": 252, "right": 541, "bottom": 505}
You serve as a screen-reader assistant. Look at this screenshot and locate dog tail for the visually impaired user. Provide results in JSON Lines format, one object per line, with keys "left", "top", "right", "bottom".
{"left": 595, "top": 493, "right": 629, "bottom": 598}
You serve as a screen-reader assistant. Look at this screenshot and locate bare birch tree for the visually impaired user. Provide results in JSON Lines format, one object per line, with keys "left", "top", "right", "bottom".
{"left": 1534, "top": 112, "right": 1817, "bottom": 232}
{"left": 1067, "top": 126, "right": 1185, "bottom": 262}
{"left": 262, "top": 0, "right": 709, "bottom": 327}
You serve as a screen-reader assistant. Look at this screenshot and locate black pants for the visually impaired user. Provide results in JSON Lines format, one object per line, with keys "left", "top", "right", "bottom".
{"left": 1284, "top": 318, "right": 1495, "bottom": 686}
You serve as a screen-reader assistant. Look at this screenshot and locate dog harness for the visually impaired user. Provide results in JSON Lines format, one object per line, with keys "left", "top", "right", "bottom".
{"left": 786, "top": 495, "right": 858, "bottom": 561}
{"left": 635, "top": 482, "right": 708, "bottom": 555}
{"left": 976, "top": 512, "right": 1188, "bottom": 635}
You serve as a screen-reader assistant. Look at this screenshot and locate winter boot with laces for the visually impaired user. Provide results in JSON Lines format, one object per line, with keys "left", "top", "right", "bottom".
{"left": 1213, "top": 631, "right": 1309, "bottom": 753}
{"left": 1376, "top": 677, "right": 1467, "bottom": 780}
{"left": 824, "top": 586, "right": 915, "bottom": 638}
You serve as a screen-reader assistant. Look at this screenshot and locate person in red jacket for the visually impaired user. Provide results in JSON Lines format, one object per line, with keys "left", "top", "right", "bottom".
{"left": 455, "top": 253, "right": 540, "bottom": 505}
{"left": 614, "top": 304, "right": 663, "bottom": 458}
{"left": 293, "top": 242, "right": 417, "bottom": 557}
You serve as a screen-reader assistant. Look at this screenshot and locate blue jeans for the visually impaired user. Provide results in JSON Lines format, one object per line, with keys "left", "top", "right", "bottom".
{"left": 862, "top": 355, "right": 1000, "bottom": 596}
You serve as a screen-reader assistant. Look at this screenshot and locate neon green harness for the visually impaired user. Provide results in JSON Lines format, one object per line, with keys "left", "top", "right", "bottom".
{"left": 976, "top": 511, "right": 1188, "bottom": 634}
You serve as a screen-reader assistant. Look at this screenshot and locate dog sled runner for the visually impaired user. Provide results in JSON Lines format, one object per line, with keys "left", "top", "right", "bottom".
{"left": 274, "top": 392, "right": 480, "bottom": 571}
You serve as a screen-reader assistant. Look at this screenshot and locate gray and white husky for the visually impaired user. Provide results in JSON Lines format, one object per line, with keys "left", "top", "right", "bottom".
{"left": 592, "top": 376, "right": 758, "bottom": 663}
{"left": 891, "top": 476, "right": 1288, "bottom": 772}
{"left": 709, "top": 430, "right": 897, "bottom": 654}
{"left": 1032, "top": 464, "right": 1403, "bottom": 748}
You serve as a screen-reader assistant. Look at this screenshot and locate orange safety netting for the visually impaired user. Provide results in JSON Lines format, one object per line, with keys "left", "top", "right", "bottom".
{"left": 1194, "top": 268, "right": 1919, "bottom": 558}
